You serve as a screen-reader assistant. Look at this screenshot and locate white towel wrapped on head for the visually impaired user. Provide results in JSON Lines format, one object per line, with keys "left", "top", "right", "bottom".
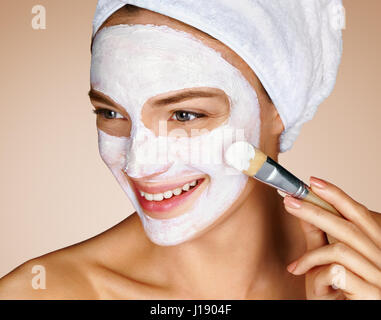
{"left": 92, "top": 0, "right": 344, "bottom": 152}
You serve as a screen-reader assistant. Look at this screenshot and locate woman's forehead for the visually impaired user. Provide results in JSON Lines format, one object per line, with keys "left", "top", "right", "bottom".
{"left": 91, "top": 24, "right": 241, "bottom": 110}
{"left": 95, "top": 6, "right": 264, "bottom": 97}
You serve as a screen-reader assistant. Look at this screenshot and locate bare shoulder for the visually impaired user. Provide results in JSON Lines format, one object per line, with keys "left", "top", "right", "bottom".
{"left": 0, "top": 213, "right": 144, "bottom": 300}
{"left": 0, "top": 245, "right": 97, "bottom": 300}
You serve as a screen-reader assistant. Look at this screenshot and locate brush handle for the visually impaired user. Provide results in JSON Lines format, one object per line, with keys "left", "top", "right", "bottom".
{"left": 251, "top": 154, "right": 340, "bottom": 244}
{"left": 303, "top": 188, "right": 340, "bottom": 244}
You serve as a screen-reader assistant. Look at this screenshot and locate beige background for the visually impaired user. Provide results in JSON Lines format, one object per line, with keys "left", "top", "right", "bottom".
{"left": 0, "top": 0, "right": 380, "bottom": 278}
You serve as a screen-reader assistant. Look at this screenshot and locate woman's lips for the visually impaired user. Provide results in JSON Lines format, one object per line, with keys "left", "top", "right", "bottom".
{"left": 132, "top": 178, "right": 205, "bottom": 214}
{"left": 133, "top": 176, "right": 203, "bottom": 194}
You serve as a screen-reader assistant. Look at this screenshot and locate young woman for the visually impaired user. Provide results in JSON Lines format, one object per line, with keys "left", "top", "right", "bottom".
{"left": 1, "top": 3, "right": 380, "bottom": 300}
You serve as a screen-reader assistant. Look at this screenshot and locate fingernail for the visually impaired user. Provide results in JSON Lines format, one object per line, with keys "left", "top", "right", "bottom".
{"left": 310, "top": 176, "right": 327, "bottom": 189}
{"left": 284, "top": 196, "right": 302, "bottom": 209}
{"left": 287, "top": 261, "right": 298, "bottom": 273}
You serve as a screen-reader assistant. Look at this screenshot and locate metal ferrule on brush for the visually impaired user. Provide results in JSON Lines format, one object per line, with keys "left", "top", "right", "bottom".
{"left": 254, "top": 157, "right": 309, "bottom": 199}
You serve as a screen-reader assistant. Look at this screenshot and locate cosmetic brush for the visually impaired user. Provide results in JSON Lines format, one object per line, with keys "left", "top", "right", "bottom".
{"left": 225, "top": 141, "right": 340, "bottom": 244}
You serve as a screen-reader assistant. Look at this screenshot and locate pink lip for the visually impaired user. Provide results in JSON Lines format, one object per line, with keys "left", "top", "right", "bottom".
{"left": 132, "top": 175, "right": 204, "bottom": 194}
{"left": 132, "top": 178, "right": 205, "bottom": 214}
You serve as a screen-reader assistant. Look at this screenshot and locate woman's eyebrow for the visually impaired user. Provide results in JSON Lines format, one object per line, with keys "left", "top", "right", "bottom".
{"left": 152, "top": 90, "right": 219, "bottom": 106}
{"left": 88, "top": 88, "right": 223, "bottom": 108}
{"left": 88, "top": 89, "right": 114, "bottom": 105}
{"left": 88, "top": 89, "right": 126, "bottom": 114}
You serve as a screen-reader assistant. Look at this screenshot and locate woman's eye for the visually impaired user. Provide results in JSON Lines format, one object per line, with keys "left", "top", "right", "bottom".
{"left": 93, "top": 108, "right": 124, "bottom": 119}
{"left": 170, "top": 110, "right": 205, "bottom": 122}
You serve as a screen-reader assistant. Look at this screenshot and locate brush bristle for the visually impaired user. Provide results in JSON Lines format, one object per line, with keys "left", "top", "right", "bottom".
{"left": 225, "top": 141, "right": 267, "bottom": 176}
{"left": 225, "top": 141, "right": 255, "bottom": 171}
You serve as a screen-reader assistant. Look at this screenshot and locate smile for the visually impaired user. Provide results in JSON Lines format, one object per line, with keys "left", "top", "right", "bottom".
{"left": 139, "top": 179, "right": 198, "bottom": 201}
{"left": 128, "top": 175, "right": 207, "bottom": 216}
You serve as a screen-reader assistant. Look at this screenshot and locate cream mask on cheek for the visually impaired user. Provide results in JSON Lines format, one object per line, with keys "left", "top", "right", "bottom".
{"left": 90, "top": 24, "right": 261, "bottom": 246}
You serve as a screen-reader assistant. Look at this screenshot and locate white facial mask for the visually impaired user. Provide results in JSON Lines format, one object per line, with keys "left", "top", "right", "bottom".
{"left": 90, "top": 24, "right": 261, "bottom": 246}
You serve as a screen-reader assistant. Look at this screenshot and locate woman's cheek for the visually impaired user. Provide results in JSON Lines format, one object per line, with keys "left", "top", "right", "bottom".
{"left": 97, "top": 129, "right": 129, "bottom": 169}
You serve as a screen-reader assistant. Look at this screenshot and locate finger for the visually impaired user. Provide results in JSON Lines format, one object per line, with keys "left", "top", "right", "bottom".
{"left": 314, "top": 263, "right": 381, "bottom": 300}
{"left": 283, "top": 196, "right": 381, "bottom": 269}
{"left": 310, "top": 177, "right": 381, "bottom": 247}
{"left": 298, "top": 219, "right": 328, "bottom": 250}
{"left": 289, "top": 242, "right": 381, "bottom": 288}
{"left": 303, "top": 265, "right": 345, "bottom": 300}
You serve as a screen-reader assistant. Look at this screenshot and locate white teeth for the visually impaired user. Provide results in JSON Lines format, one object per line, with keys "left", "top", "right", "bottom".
{"left": 139, "top": 179, "right": 200, "bottom": 201}
{"left": 163, "top": 190, "right": 173, "bottom": 199}
{"left": 144, "top": 193, "right": 153, "bottom": 201}
{"left": 153, "top": 193, "right": 164, "bottom": 201}
{"left": 173, "top": 188, "right": 182, "bottom": 196}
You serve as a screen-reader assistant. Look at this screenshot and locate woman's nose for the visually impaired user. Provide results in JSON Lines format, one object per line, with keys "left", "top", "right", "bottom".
{"left": 124, "top": 131, "right": 170, "bottom": 178}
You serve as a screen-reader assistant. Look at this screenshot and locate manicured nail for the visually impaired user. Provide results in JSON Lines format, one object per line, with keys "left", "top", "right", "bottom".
{"left": 287, "top": 260, "right": 298, "bottom": 273}
{"left": 284, "top": 196, "right": 302, "bottom": 209}
{"left": 310, "top": 176, "right": 327, "bottom": 189}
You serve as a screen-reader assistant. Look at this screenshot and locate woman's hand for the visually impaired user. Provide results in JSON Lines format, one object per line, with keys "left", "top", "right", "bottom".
{"left": 283, "top": 176, "right": 381, "bottom": 300}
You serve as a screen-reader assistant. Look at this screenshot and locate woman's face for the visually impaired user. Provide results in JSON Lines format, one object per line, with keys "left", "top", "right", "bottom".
{"left": 90, "top": 20, "right": 264, "bottom": 246}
